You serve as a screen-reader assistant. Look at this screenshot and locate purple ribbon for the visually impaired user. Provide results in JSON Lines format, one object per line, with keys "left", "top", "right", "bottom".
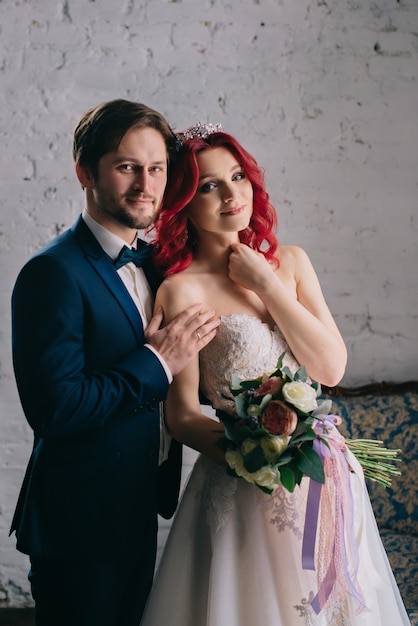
{"left": 302, "top": 421, "right": 366, "bottom": 614}
{"left": 302, "top": 437, "right": 331, "bottom": 571}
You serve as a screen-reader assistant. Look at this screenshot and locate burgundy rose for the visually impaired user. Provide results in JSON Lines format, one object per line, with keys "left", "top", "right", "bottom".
{"left": 261, "top": 400, "right": 298, "bottom": 436}
{"left": 254, "top": 376, "right": 284, "bottom": 398}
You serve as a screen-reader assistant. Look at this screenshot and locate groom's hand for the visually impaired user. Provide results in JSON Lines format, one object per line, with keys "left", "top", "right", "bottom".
{"left": 145, "top": 303, "right": 220, "bottom": 376}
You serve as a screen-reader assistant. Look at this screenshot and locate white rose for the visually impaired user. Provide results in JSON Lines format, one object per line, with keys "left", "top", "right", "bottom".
{"left": 250, "top": 465, "right": 280, "bottom": 490}
{"left": 225, "top": 449, "right": 252, "bottom": 481}
{"left": 241, "top": 438, "right": 259, "bottom": 455}
{"left": 225, "top": 449, "right": 245, "bottom": 472}
{"left": 282, "top": 381, "right": 318, "bottom": 413}
{"left": 260, "top": 435, "right": 291, "bottom": 463}
{"left": 225, "top": 449, "right": 280, "bottom": 491}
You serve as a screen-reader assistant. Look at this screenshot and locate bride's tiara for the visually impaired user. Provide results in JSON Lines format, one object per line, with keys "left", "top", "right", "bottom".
{"left": 175, "top": 122, "right": 223, "bottom": 150}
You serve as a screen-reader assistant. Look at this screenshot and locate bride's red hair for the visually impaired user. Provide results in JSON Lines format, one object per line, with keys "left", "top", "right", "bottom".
{"left": 151, "top": 131, "right": 279, "bottom": 277}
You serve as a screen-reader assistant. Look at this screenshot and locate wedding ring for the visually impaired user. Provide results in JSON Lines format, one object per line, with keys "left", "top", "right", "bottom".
{"left": 195, "top": 330, "right": 202, "bottom": 341}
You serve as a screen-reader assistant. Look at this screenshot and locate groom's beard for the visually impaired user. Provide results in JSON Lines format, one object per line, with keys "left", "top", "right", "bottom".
{"left": 93, "top": 186, "right": 161, "bottom": 231}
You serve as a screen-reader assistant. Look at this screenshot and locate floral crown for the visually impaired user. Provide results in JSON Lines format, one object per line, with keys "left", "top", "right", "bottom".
{"left": 175, "top": 121, "right": 223, "bottom": 150}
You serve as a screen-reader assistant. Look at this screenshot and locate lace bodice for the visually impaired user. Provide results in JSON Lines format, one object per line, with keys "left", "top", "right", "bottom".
{"left": 199, "top": 313, "right": 300, "bottom": 414}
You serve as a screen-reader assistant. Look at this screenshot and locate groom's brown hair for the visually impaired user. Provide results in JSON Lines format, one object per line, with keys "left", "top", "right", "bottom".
{"left": 73, "top": 99, "right": 176, "bottom": 178}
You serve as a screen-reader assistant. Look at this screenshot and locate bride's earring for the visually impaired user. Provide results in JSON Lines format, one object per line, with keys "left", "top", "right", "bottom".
{"left": 181, "top": 225, "right": 189, "bottom": 244}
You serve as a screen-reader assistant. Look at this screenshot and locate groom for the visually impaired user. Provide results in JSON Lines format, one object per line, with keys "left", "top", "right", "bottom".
{"left": 10, "top": 99, "right": 220, "bottom": 626}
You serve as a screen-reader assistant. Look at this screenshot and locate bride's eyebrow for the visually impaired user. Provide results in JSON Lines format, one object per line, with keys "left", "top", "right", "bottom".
{"left": 198, "top": 164, "right": 241, "bottom": 182}
{"left": 198, "top": 171, "right": 215, "bottom": 181}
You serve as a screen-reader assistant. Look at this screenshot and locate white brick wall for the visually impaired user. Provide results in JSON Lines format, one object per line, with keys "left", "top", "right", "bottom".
{"left": 1, "top": 0, "right": 417, "bottom": 607}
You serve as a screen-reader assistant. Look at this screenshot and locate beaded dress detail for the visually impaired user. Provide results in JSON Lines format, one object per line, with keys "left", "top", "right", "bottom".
{"left": 141, "top": 315, "right": 410, "bottom": 626}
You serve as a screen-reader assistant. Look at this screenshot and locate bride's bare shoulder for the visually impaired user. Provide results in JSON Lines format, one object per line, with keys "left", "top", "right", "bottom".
{"left": 277, "top": 244, "right": 313, "bottom": 274}
{"left": 155, "top": 272, "right": 207, "bottom": 318}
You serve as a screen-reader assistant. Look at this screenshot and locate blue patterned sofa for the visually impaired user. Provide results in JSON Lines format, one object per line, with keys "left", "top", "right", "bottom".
{"left": 323, "top": 381, "right": 418, "bottom": 625}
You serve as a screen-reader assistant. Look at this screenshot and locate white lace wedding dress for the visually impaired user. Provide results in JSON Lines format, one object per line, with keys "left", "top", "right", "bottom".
{"left": 141, "top": 314, "right": 410, "bottom": 626}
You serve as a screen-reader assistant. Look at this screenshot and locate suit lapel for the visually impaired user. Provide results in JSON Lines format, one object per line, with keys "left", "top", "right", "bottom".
{"left": 72, "top": 216, "right": 145, "bottom": 344}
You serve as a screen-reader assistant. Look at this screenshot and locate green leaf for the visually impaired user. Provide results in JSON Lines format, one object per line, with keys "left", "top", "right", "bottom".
{"left": 294, "top": 366, "right": 307, "bottom": 382}
{"left": 245, "top": 427, "right": 269, "bottom": 439}
{"left": 281, "top": 366, "right": 294, "bottom": 381}
{"left": 279, "top": 466, "right": 296, "bottom": 492}
{"left": 290, "top": 422, "right": 315, "bottom": 442}
{"left": 226, "top": 466, "right": 238, "bottom": 478}
{"left": 217, "top": 437, "right": 236, "bottom": 451}
{"left": 256, "top": 484, "right": 274, "bottom": 495}
{"left": 276, "top": 352, "right": 286, "bottom": 371}
{"left": 240, "top": 379, "right": 262, "bottom": 390}
{"left": 293, "top": 465, "right": 304, "bottom": 486}
{"left": 259, "top": 393, "right": 273, "bottom": 411}
{"left": 231, "top": 380, "right": 261, "bottom": 396}
{"left": 290, "top": 429, "right": 316, "bottom": 445}
{"left": 243, "top": 446, "right": 267, "bottom": 473}
{"left": 223, "top": 423, "right": 240, "bottom": 442}
{"left": 232, "top": 426, "right": 268, "bottom": 443}
{"left": 234, "top": 395, "right": 248, "bottom": 418}
{"left": 296, "top": 446, "right": 325, "bottom": 484}
{"left": 318, "top": 436, "right": 330, "bottom": 450}
{"left": 293, "top": 421, "right": 312, "bottom": 433}
{"left": 312, "top": 380, "right": 321, "bottom": 396}
{"left": 216, "top": 410, "right": 237, "bottom": 425}
{"left": 274, "top": 451, "right": 294, "bottom": 466}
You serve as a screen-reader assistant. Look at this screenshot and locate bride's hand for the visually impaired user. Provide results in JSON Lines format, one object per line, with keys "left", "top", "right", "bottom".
{"left": 228, "top": 242, "right": 276, "bottom": 292}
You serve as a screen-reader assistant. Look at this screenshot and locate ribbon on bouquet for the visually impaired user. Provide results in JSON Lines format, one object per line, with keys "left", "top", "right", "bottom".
{"left": 301, "top": 416, "right": 367, "bottom": 614}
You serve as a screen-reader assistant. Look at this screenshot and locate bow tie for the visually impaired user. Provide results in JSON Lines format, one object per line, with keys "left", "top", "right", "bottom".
{"left": 113, "top": 242, "right": 153, "bottom": 270}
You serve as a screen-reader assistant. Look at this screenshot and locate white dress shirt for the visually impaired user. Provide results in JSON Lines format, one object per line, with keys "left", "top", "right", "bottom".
{"left": 82, "top": 209, "right": 172, "bottom": 463}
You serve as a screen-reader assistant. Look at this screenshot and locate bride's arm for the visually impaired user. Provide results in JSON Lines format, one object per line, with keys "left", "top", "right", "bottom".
{"left": 154, "top": 279, "right": 225, "bottom": 462}
{"left": 163, "top": 359, "right": 225, "bottom": 463}
{"left": 228, "top": 243, "right": 347, "bottom": 387}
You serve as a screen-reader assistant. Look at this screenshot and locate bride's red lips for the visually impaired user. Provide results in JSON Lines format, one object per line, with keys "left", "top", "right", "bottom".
{"left": 221, "top": 205, "right": 245, "bottom": 216}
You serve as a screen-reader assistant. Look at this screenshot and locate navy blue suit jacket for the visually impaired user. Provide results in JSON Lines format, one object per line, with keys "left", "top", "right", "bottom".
{"left": 10, "top": 216, "right": 181, "bottom": 560}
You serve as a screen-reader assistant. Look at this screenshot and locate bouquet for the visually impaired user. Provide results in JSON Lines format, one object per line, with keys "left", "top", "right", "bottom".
{"left": 218, "top": 352, "right": 401, "bottom": 494}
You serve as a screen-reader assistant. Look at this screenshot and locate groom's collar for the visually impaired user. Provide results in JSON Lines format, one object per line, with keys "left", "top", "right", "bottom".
{"left": 82, "top": 208, "right": 139, "bottom": 261}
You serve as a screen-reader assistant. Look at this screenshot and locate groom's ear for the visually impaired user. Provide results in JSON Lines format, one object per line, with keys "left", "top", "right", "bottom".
{"left": 75, "top": 163, "right": 95, "bottom": 190}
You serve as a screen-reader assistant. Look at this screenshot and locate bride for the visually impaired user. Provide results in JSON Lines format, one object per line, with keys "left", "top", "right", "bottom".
{"left": 141, "top": 123, "right": 410, "bottom": 625}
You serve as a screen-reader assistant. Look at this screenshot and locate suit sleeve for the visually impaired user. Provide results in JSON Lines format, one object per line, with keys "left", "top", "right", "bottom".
{"left": 12, "top": 254, "right": 169, "bottom": 439}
